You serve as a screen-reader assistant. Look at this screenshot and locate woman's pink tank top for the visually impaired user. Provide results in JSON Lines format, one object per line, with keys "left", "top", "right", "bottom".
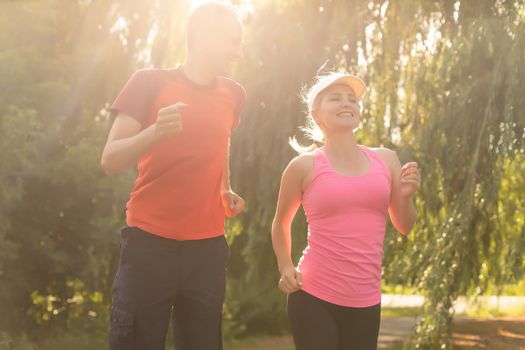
{"left": 298, "top": 145, "right": 392, "bottom": 307}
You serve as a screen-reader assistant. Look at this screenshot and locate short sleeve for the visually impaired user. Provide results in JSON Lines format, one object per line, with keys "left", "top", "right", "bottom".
{"left": 110, "top": 68, "right": 160, "bottom": 126}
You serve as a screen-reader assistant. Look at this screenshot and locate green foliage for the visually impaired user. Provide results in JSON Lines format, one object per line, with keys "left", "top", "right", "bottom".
{"left": 0, "top": 0, "right": 137, "bottom": 338}
{"left": 228, "top": 1, "right": 525, "bottom": 348}
{"left": 0, "top": 0, "right": 523, "bottom": 348}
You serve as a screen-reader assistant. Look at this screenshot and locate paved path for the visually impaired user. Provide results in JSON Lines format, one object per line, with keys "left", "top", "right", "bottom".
{"left": 227, "top": 316, "right": 525, "bottom": 350}
{"left": 378, "top": 295, "right": 525, "bottom": 348}
{"left": 227, "top": 295, "right": 525, "bottom": 349}
{"left": 381, "top": 294, "right": 525, "bottom": 313}
{"left": 378, "top": 317, "right": 418, "bottom": 348}
{"left": 225, "top": 317, "right": 419, "bottom": 349}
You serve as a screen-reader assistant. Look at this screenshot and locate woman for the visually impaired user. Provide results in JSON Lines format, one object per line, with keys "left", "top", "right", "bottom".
{"left": 271, "top": 72, "right": 421, "bottom": 350}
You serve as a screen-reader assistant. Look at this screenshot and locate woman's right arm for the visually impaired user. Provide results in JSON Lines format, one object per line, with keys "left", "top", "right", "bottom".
{"left": 271, "top": 155, "right": 311, "bottom": 294}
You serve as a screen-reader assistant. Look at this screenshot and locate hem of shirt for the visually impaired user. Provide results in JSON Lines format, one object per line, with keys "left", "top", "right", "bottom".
{"left": 126, "top": 219, "right": 225, "bottom": 241}
{"left": 300, "top": 286, "right": 381, "bottom": 308}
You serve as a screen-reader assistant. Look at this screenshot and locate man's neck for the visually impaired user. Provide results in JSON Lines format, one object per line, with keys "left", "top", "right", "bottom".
{"left": 181, "top": 58, "right": 216, "bottom": 86}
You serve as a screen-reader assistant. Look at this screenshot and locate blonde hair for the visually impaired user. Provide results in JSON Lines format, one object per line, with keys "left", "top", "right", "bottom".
{"left": 290, "top": 72, "right": 346, "bottom": 154}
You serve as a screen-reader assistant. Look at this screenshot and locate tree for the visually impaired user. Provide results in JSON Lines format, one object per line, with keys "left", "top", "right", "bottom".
{"left": 227, "top": 1, "right": 525, "bottom": 348}
{"left": 0, "top": 0, "right": 156, "bottom": 338}
{"left": 1, "top": 1, "right": 523, "bottom": 348}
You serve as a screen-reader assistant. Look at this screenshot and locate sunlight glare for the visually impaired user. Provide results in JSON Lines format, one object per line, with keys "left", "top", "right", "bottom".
{"left": 188, "top": 0, "right": 211, "bottom": 11}
{"left": 188, "top": 0, "right": 255, "bottom": 17}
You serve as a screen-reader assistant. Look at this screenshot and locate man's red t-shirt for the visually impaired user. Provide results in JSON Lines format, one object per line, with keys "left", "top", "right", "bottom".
{"left": 110, "top": 68, "right": 246, "bottom": 240}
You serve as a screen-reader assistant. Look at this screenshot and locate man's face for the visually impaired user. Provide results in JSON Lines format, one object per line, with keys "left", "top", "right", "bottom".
{"left": 202, "top": 15, "right": 243, "bottom": 76}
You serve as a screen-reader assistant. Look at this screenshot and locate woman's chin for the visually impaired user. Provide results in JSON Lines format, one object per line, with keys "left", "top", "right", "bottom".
{"left": 329, "top": 122, "right": 359, "bottom": 131}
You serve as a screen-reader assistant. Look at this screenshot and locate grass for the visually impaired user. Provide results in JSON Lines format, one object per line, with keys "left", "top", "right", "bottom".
{"left": 226, "top": 335, "right": 294, "bottom": 350}
{"left": 459, "top": 304, "right": 525, "bottom": 318}
{"left": 0, "top": 330, "right": 107, "bottom": 350}
{"left": 381, "top": 307, "right": 421, "bottom": 318}
{"left": 381, "top": 306, "right": 525, "bottom": 319}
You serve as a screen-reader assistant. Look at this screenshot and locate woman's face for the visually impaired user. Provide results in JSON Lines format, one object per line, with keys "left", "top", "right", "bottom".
{"left": 313, "top": 84, "right": 361, "bottom": 133}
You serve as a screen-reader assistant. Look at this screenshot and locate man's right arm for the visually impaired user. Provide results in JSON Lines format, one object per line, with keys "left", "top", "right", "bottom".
{"left": 100, "top": 103, "right": 186, "bottom": 175}
{"left": 100, "top": 113, "right": 156, "bottom": 175}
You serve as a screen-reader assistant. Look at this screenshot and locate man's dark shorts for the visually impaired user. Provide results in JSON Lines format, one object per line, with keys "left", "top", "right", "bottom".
{"left": 109, "top": 226, "right": 230, "bottom": 350}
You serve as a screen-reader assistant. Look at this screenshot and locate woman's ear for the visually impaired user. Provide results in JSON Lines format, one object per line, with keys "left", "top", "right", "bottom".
{"left": 312, "top": 111, "right": 325, "bottom": 130}
{"left": 311, "top": 110, "right": 319, "bottom": 123}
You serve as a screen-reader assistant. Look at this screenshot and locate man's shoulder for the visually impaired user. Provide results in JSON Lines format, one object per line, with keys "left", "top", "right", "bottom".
{"left": 133, "top": 67, "right": 173, "bottom": 80}
{"left": 218, "top": 76, "right": 246, "bottom": 101}
{"left": 124, "top": 68, "right": 173, "bottom": 92}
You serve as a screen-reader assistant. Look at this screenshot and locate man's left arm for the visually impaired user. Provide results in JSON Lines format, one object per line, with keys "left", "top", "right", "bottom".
{"left": 221, "top": 137, "right": 245, "bottom": 218}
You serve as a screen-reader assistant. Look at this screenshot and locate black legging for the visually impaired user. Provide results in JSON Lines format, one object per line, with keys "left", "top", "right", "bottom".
{"left": 287, "top": 290, "right": 381, "bottom": 350}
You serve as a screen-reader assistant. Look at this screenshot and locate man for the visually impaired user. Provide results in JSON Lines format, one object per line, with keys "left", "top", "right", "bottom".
{"left": 101, "top": 2, "right": 246, "bottom": 349}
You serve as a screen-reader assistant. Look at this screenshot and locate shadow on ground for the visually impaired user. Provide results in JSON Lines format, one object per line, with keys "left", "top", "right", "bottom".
{"left": 226, "top": 317, "right": 525, "bottom": 350}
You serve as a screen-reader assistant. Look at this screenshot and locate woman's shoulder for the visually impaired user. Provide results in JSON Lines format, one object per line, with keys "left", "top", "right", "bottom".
{"left": 287, "top": 151, "right": 316, "bottom": 172}
{"left": 285, "top": 151, "right": 317, "bottom": 191}
{"left": 364, "top": 146, "right": 399, "bottom": 168}
{"left": 365, "top": 146, "right": 395, "bottom": 156}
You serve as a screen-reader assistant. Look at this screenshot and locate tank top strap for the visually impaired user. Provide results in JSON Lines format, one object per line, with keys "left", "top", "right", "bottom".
{"left": 359, "top": 145, "right": 392, "bottom": 179}
{"left": 314, "top": 147, "right": 328, "bottom": 164}
{"left": 309, "top": 148, "right": 330, "bottom": 180}
{"left": 311, "top": 146, "right": 391, "bottom": 181}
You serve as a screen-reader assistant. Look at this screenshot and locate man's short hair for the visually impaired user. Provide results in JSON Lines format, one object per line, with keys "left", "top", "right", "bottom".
{"left": 187, "top": 1, "right": 241, "bottom": 51}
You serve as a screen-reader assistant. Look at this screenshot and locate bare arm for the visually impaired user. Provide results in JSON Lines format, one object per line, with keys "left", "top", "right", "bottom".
{"left": 379, "top": 149, "right": 420, "bottom": 235}
{"left": 100, "top": 103, "right": 185, "bottom": 175}
{"left": 100, "top": 114, "right": 157, "bottom": 175}
{"left": 221, "top": 137, "right": 245, "bottom": 217}
{"left": 222, "top": 137, "right": 232, "bottom": 192}
{"left": 271, "top": 155, "right": 313, "bottom": 293}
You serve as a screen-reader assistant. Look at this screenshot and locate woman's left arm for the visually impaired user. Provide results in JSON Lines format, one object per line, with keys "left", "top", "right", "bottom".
{"left": 379, "top": 149, "right": 421, "bottom": 235}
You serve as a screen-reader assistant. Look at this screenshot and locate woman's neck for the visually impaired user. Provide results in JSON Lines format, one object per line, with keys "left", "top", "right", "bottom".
{"left": 324, "top": 131, "right": 360, "bottom": 157}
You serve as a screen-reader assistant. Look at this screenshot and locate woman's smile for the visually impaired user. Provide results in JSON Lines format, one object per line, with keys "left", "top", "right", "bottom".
{"left": 336, "top": 111, "right": 355, "bottom": 118}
